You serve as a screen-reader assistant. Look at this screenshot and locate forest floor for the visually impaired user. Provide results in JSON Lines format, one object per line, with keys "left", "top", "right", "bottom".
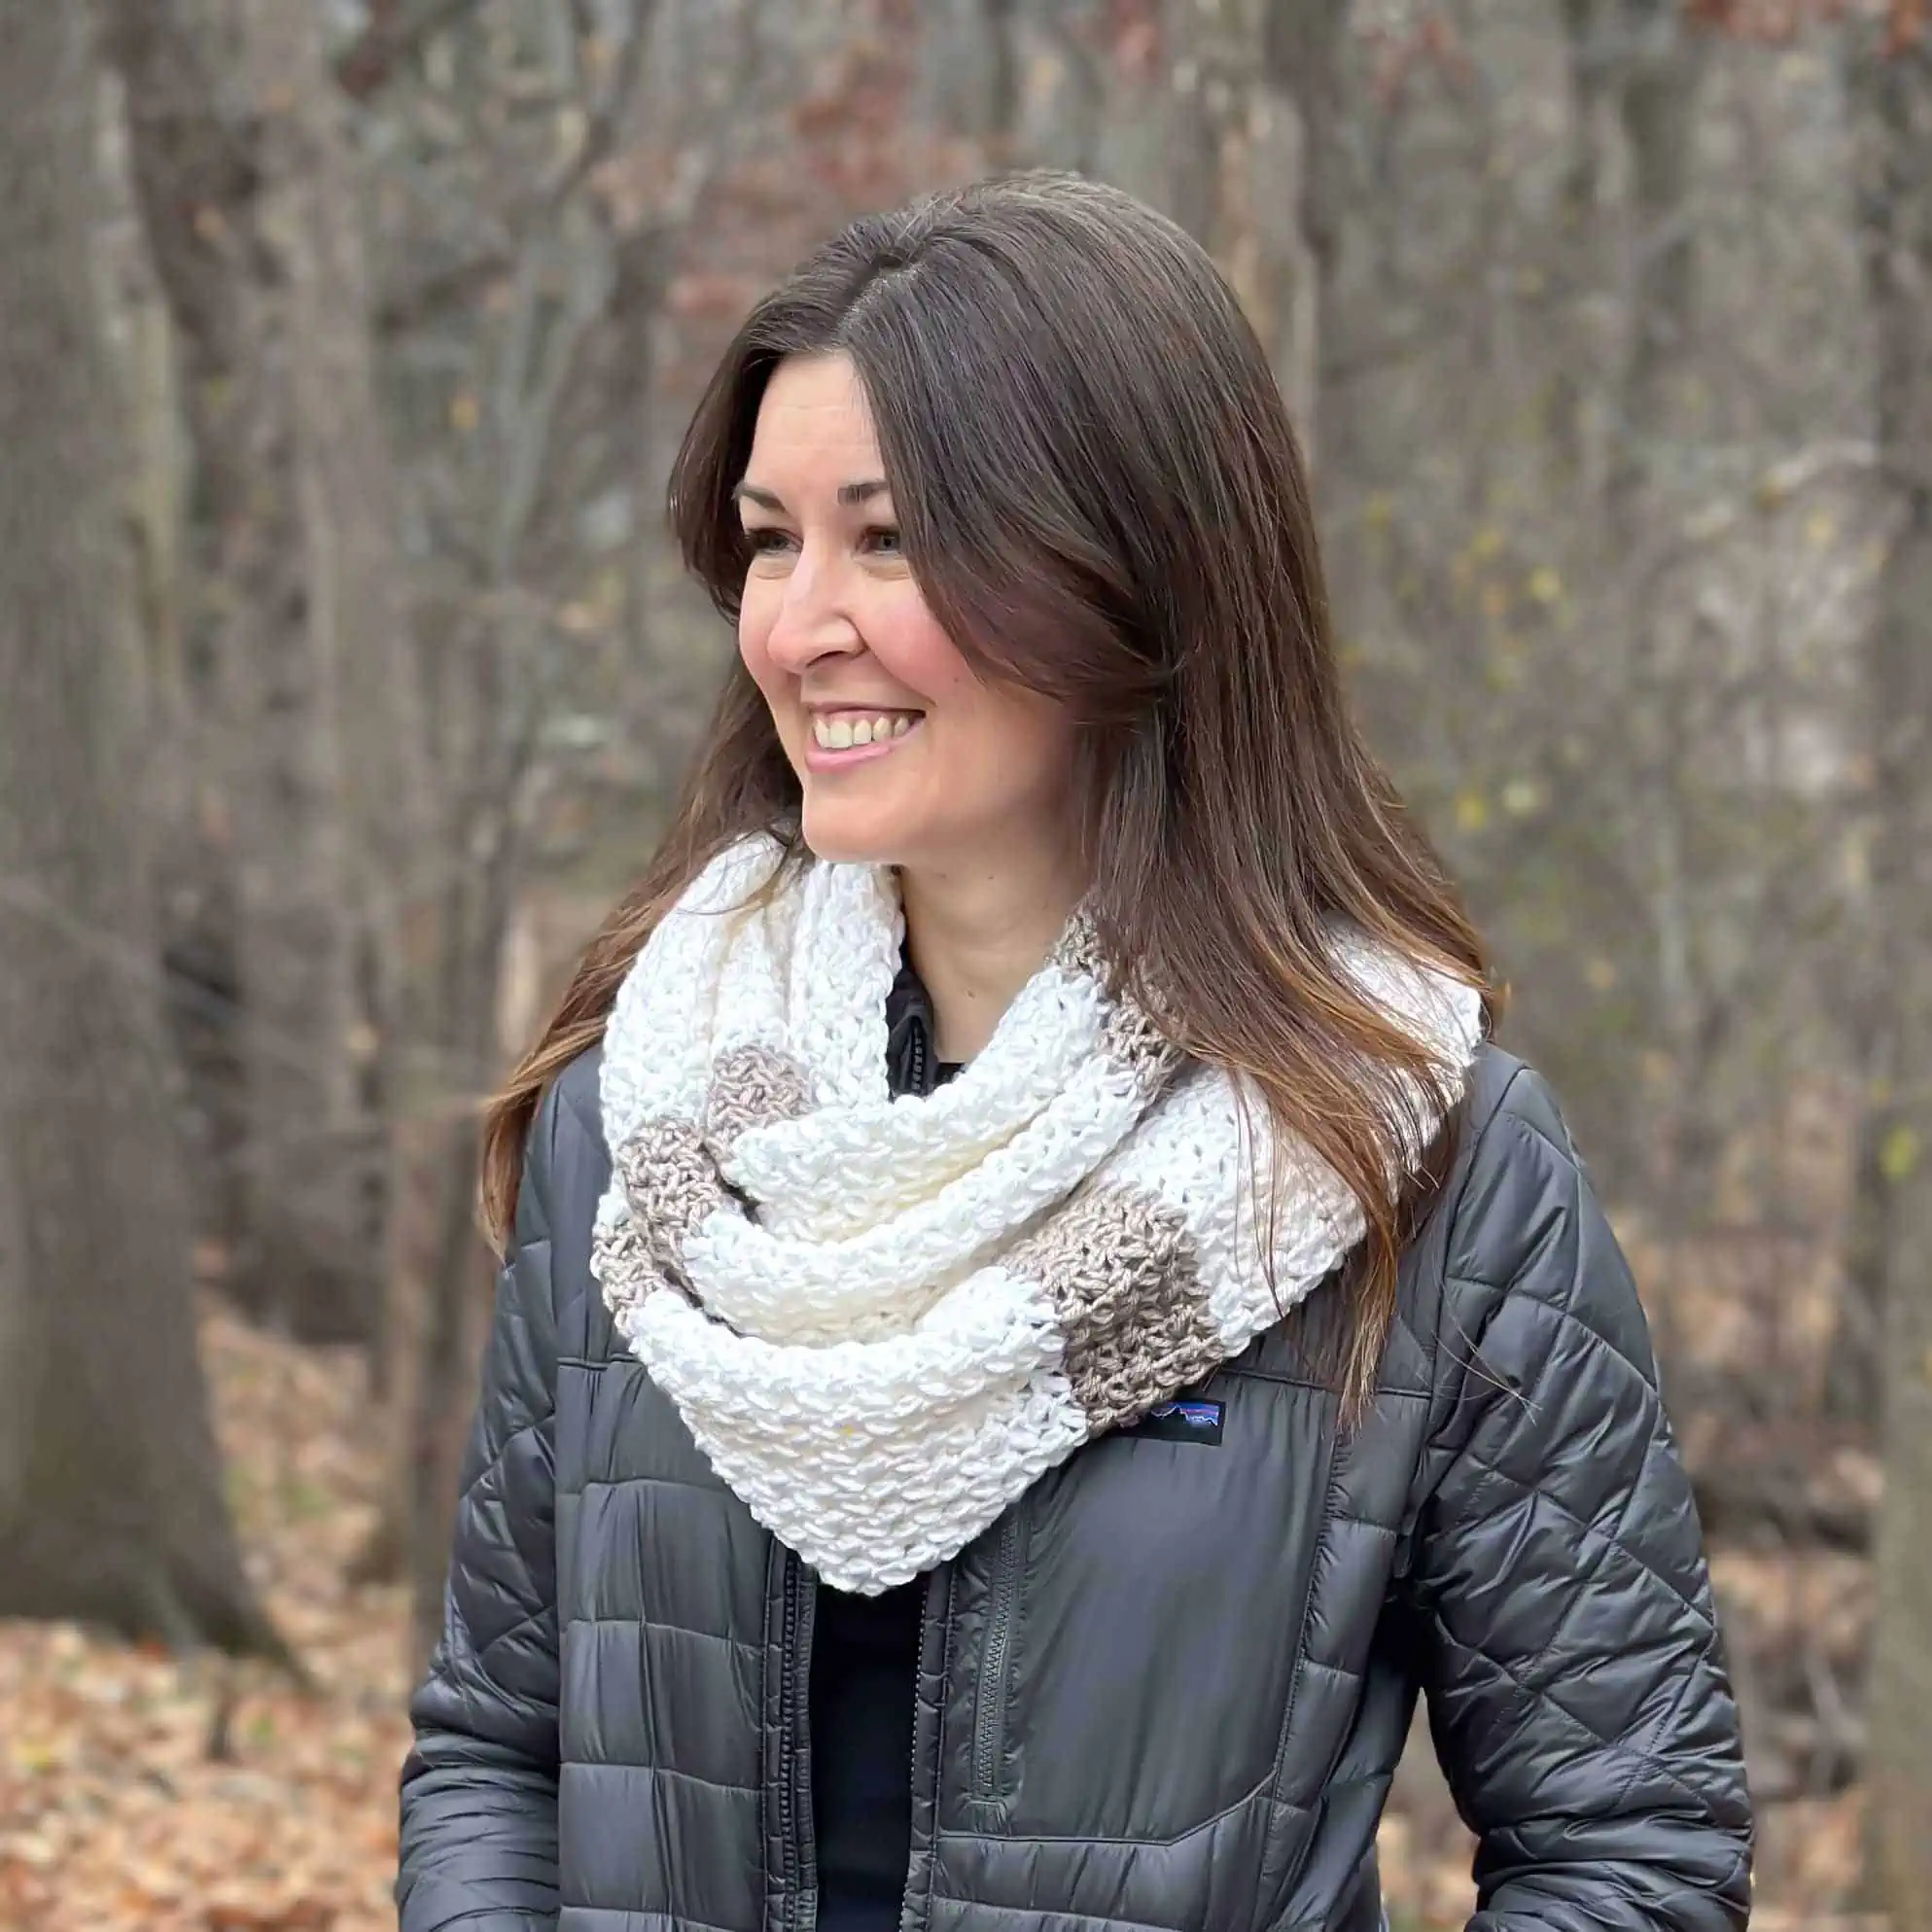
{"left": 0, "top": 1297, "right": 1878, "bottom": 1932}
{"left": 0, "top": 1302, "right": 411, "bottom": 1932}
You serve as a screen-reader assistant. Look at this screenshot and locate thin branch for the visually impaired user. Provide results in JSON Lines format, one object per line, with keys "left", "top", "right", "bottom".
{"left": 374, "top": 0, "right": 660, "bottom": 337}
{"left": 376, "top": 244, "right": 512, "bottom": 336}
{"left": 538, "top": 0, "right": 658, "bottom": 214}
{"left": 335, "top": 0, "right": 483, "bottom": 101}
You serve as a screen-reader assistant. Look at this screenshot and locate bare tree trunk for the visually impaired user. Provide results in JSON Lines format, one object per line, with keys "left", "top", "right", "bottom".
{"left": 1828, "top": 18, "right": 1917, "bottom": 1424}
{"left": 0, "top": 0, "right": 280, "bottom": 1656}
{"left": 369, "top": 0, "right": 673, "bottom": 1652}
{"left": 1610, "top": 0, "right": 1712, "bottom": 1313}
{"left": 1162, "top": 0, "right": 1247, "bottom": 263}
{"left": 1846, "top": 28, "right": 1932, "bottom": 1925}
{"left": 1825, "top": 1083, "right": 1893, "bottom": 1418}
{"left": 239, "top": 0, "right": 429, "bottom": 1349}
{"left": 1548, "top": 0, "right": 1617, "bottom": 481}
{"left": 1609, "top": 0, "right": 1707, "bottom": 525}
{"left": 1014, "top": 1, "right": 1107, "bottom": 176}
{"left": 404, "top": 803, "right": 520, "bottom": 1668}
{"left": 108, "top": 0, "right": 369, "bottom": 1343}
{"left": 108, "top": 0, "right": 422, "bottom": 1348}
{"left": 98, "top": 3, "right": 255, "bottom": 1262}
{"left": 1161, "top": 0, "right": 1318, "bottom": 449}
{"left": 920, "top": 0, "right": 1020, "bottom": 153}
{"left": 1262, "top": 0, "right": 1346, "bottom": 474}
{"left": 314, "top": 0, "right": 667, "bottom": 1651}
{"left": 217, "top": 315, "right": 374, "bottom": 1344}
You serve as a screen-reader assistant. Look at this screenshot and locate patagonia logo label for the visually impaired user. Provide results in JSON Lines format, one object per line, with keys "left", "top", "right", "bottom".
{"left": 1122, "top": 1398, "right": 1224, "bottom": 1446}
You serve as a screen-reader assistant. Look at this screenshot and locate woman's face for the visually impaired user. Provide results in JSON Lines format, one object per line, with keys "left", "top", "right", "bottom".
{"left": 735, "top": 352, "right": 1079, "bottom": 876}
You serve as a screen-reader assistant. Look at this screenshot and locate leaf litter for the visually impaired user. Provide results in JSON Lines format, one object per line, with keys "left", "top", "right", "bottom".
{"left": 1, "top": 1302, "right": 410, "bottom": 1932}
{"left": 0, "top": 1298, "right": 1877, "bottom": 1929}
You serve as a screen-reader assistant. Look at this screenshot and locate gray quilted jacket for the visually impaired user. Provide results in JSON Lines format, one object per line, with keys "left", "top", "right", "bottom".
{"left": 398, "top": 1041, "right": 1752, "bottom": 1932}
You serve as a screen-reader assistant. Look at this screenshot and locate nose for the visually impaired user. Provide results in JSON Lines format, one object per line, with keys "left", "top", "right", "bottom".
{"left": 761, "top": 542, "right": 862, "bottom": 674}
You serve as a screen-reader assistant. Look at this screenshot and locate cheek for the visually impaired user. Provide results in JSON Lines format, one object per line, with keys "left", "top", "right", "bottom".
{"left": 1011, "top": 703, "right": 1081, "bottom": 787}
{"left": 865, "top": 591, "right": 976, "bottom": 700}
{"left": 871, "top": 596, "right": 1075, "bottom": 787}
{"left": 953, "top": 690, "right": 1080, "bottom": 803}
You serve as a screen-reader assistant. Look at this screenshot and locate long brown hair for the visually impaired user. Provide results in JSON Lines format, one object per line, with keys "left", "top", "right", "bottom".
{"left": 483, "top": 171, "right": 1495, "bottom": 1406}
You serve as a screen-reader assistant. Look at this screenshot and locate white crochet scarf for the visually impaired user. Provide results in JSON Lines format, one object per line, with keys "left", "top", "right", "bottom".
{"left": 591, "top": 835, "right": 1484, "bottom": 1594}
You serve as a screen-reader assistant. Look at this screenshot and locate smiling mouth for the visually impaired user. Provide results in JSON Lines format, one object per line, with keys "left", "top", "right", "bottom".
{"left": 809, "top": 709, "right": 922, "bottom": 752}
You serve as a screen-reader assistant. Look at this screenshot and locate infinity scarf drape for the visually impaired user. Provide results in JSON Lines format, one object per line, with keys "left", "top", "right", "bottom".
{"left": 591, "top": 837, "right": 1484, "bottom": 1593}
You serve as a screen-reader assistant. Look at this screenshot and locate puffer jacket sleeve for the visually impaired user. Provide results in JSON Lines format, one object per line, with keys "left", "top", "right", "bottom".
{"left": 1407, "top": 1064, "right": 1753, "bottom": 1932}
{"left": 396, "top": 1074, "right": 581, "bottom": 1932}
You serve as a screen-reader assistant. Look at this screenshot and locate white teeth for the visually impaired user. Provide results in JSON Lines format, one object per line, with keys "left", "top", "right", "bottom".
{"left": 812, "top": 713, "right": 919, "bottom": 750}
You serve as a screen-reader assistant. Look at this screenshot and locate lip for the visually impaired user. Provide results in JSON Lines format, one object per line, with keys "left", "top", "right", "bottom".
{"left": 800, "top": 704, "right": 924, "bottom": 773}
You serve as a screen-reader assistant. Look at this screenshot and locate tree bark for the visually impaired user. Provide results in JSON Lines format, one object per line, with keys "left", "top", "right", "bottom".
{"left": 403, "top": 815, "right": 519, "bottom": 1669}
{"left": 1609, "top": 0, "right": 1708, "bottom": 526}
{"left": 241, "top": 0, "right": 430, "bottom": 1341}
{"left": 1608, "top": 0, "right": 1713, "bottom": 1321}
{"left": 355, "top": 4, "right": 671, "bottom": 1644}
{"left": 1015, "top": 2, "right": 1107, "bottom": 177}
{"left": 1161, "top": 0, "right": 1318, "bottom": 447}
{"left": 1846, "top": 27, "right": 1932, "bottom": 1926}
{"left": 1262, "top": 0, "right": 1347, "bottom": 474}
{"left": 919, "top": 0, "right": 1020, "bottom": 153}
{"left": 0, "top": 0, "right": 280, "bottom": 1656}
{"left": 1162, "top": 0, "right": 1248, "bottom": 265}
{"left": 108, "top": 0, "right": 423, "bottom": 1347}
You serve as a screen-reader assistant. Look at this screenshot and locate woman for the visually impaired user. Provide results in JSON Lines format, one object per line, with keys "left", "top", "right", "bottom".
{"left": 398, "top": 172, "right": 1752, "bottom": 1932}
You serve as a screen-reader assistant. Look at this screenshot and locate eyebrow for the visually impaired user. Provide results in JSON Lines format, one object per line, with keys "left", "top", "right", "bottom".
{"left": 731, "top": 478, "right": 890, "bottom": 510}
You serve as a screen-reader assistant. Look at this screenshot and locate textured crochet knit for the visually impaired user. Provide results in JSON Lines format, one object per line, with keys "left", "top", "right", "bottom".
{"left": 591, "top": 836, "right": 1486, "bottom": 1594}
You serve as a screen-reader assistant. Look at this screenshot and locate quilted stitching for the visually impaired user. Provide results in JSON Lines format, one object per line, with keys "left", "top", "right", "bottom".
{"left": 1452, "top": 1441, "right": 1711, "bottom": 1625}
{"left": 1410, "top": 1073, "right": 1752, "bottom": 1929}
{"left": 399, "top": 1045, "right": 1753, "bottom": 1932}
{"left": 398, "top": 1078, "right": 580, "bottom": 1931}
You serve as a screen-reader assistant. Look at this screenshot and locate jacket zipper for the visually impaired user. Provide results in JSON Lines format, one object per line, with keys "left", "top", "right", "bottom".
{"left": 899, "top": 1565, "right": 943, "bottom": 1927}
{"left": 971, "top": 1511, "right": 1023, "bottom": 1798}
{"left": 907, "top": 1014, "right": 930, "bottom": 1096}
{"left": 899, "top": 1009, "right": 944, "bottom": 1914}
{"left": 1267, "top": 1426, "right": 1351, "bottom": 1914}
{"left": 778, "top": 1552, "right": 818, "bottom": 1932}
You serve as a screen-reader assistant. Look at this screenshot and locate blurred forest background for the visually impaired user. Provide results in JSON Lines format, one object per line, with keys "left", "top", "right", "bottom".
{"left": 1, "top": 0, "right": 1929, "bottom": 1927}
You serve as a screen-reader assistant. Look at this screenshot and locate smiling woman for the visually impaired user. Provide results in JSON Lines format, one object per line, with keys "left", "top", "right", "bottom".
{"left": 400, "top": 171, "right": 1752, "bottom": 1932}
{"left": 728, "top": 352, "right": 1083, "bottom": 1052}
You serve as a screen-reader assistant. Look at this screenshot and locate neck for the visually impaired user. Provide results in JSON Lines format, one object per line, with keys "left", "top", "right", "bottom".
{"left": 898, "top": 847, "right": 1084, "bottom": 1064}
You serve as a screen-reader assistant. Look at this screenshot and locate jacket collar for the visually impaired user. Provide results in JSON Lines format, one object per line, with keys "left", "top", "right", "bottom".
{"left": 884, "top": 947, "right": 938, "bottom": 1098}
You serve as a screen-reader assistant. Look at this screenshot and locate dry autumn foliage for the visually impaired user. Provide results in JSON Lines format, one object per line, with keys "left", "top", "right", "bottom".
{"left": 0, "top": 1285, "right": 1880, "bottom": 1932}
{"left": 0, "top": 1305, "right": 411, "bottom": 1932}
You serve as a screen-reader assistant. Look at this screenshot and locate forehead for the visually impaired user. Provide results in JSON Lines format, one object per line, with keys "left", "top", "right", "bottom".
{"left": 746, "top": 353, "right": 883, "bottom": 472}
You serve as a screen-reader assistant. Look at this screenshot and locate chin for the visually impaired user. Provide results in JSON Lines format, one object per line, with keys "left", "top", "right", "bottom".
{"left": 797, "top": 802, "right": 913, "bottom": 869}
